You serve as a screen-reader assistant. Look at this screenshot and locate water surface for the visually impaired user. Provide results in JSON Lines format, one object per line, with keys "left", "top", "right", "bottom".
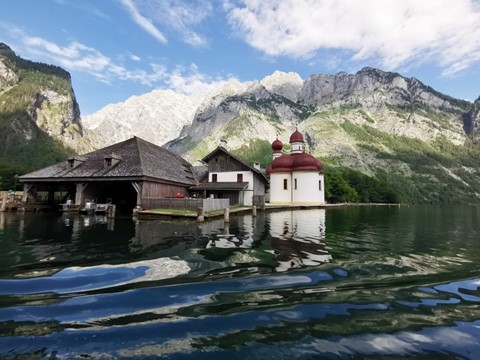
{"left": 0, "top": 205, "right": 479, "bottom": 359}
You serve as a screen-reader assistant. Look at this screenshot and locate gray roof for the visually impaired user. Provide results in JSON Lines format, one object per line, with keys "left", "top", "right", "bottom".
{"left": 20, "top": 137, "right": 196, "bottom": 185}
{"left": 192, "top": 165, "right": 208, "bottom": 183}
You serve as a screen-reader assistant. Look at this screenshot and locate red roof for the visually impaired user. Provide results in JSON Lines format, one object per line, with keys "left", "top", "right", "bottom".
{"left": 289, "top": 129, "right": 304, "bottom": 143}
{"left": 266, "top": 153, "right": 323, "bottom": 174}
{"left": 292, "top": 152, "right": 323, "bottom": 171}
{"left": 272, "top": 138, "right": 283, "bottom": 152}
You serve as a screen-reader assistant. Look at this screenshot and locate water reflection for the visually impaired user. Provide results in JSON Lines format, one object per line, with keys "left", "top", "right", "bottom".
{"left": 3, "top": 207, "right": 480, "bottom": 359}
{"left": 269, "top": 209, "right": 331, "bottom": 271}
{"left": 0, "top": 209, "right": 332, "bottom": 286}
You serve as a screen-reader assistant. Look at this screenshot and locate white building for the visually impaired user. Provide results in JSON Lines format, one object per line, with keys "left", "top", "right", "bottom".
{"left": 190, "top": 141, "right": 268, "bottom": 206}
{"left": 266, "top": 129, "right": 325, "bottom": 205}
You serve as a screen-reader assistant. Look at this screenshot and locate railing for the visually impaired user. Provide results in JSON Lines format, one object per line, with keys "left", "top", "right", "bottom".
{"left": 141, "top": 198, "right": 229, "bottom": 212}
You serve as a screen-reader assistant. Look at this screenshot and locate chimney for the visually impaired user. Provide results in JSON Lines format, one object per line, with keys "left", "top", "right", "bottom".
{"left": 220, "top": 139, "right": 228, "bottom": 149}
{"left": 253, "top": 162, "right": 261, "bottom": 170}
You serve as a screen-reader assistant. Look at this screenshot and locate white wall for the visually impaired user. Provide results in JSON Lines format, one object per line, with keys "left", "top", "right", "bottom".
{"left": 269, "top": 172, "right": 325, "bottom": 204}
{"left": 209, "top": 171, "right": 254, "bottom": 205}
{"left": 269, "top": 173, "right": 292, "bottom": 204}
{"left": 209, "top": 171, "right": 253, "bottom": 189}
{"left": 292, "top": 172, "right": 325, "bottom": 204}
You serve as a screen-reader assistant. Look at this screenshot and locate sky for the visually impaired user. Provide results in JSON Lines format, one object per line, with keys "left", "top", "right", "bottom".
{"left": 1, "top": 0, "right": 480, "bottom": 115}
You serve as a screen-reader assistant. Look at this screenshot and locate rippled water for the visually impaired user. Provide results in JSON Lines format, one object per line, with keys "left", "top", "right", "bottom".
{"left": 1, "top": 205, "right": 480, "bottom": 359}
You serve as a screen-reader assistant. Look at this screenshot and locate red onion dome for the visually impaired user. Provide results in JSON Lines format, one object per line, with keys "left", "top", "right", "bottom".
{"left": 268, "top": 154, "right": 294, "bottom": 173}
{"left": 272, "top": 138, "right": 283, "bottom": 152}
{"left": 292, "top": 153, "right": 323, "bottom": 172}
{"left": 289, "top": 129, "right": 304, "bottom": 143}
{"left": 265, "top": 164, "right": 272, "bottom": 175}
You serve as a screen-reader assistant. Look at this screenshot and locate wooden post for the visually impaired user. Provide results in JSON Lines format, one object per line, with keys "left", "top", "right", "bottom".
{"left": 75, "top": 183, "right": 88, "bottom": 206}
{"left": 0, "top": 193, "right": 6, "bottom": 212}
{"left": 107, "top": 204, "right": 116, "bottom": 218}
{"left": 252, "top": 205, "right": 257, "bottom": 217}
{"left": 197, "top": 207, "right": 205, "bottom": 222}
{"left": 224, "top": 207, "right": 230, "bottom": 223}
{"left": 22, "top": 184, "right": 33, "bottom": 203}
{"left": 131, "top": 182, "right": 142, "bottom": 206}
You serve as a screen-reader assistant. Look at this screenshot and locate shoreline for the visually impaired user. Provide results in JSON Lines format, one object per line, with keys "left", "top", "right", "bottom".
{"left": 136, "top": 202, "right": 403, "bottom": 221}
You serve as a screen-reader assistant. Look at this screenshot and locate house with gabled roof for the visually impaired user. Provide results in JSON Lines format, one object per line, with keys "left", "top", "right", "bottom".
{"left": 19, "top": 137, "right": 198, "bottom": 213}
{"left": 190, "top": 141, "right": 268, "bottom": 206}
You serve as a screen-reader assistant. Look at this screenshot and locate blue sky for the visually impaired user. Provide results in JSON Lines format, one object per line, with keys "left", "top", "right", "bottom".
{"left": 1, "top": 0, "right": 479, "bottom": 115}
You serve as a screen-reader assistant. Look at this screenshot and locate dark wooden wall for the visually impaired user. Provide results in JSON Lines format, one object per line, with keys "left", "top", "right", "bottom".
{"left": 141, "top": 181, "right": 189, "bottom": 199}
{"left": 253, "top": 173, "right": 266, "bottom": 196}
{"left": 207, "top": 152, "right": 250, "bottom": 173}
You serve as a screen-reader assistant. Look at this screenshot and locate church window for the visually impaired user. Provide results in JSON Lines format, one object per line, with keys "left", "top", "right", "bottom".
{"left": 212, "top": 174, "right": 217, "bottom": 182}
{"left": 283, "top": 179, "right": 288, "bottom": 190}
{"left": 319, "top": 180, "right": 322, "bottom": 191}
{"left": 294, "top": 178, "right": 297, "bottom": 190}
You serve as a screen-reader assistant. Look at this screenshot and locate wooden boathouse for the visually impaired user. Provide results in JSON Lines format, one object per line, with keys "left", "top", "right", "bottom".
{"left": 18, "top": 137, "right": 199, "bottom": 213}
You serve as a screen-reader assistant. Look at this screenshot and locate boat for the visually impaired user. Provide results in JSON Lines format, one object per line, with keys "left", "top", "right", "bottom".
{"left": 94, "top": 203, "right": 109, "bottom": 215}
{"left": 80, "top": 200, "right": 97, "bottom": 215}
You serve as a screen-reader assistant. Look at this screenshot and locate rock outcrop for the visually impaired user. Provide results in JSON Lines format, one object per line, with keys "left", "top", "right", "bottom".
{"left": 0, "top": 43, "right": 90, "bottom": 170}
{"left": 463, "top": 96, "right": 480, "bottom": 136}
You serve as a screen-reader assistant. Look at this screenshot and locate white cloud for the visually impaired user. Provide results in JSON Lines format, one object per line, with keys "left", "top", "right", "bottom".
{"left": 128, "top": 0, "right": 213, "bottom": 47}
{"left": 225, "top": 0, "right": 480, "bottom": 75}
{"left": 166, "top": 64, "right": 233, "bottom": 95}
{"left": 1, "top": 24, "right": 167, "bottom": 85}
{"left": 129, "top": 53, "right": 141, "bottom": 62}
{"left": 1, "top": 23, "right": 231, "bottom": 93}
{"left": 119, "top": 0, "right": 167, "bottom": 44}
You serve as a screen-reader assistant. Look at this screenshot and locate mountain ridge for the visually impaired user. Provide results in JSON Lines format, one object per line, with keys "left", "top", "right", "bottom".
{"left": 1, "top": 43, "right": 479, "bottom": 203}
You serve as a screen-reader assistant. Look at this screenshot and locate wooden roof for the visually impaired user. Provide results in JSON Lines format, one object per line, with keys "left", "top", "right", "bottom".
{"left": 201, "top": 146, "right": 268, "bottom": 184}
{"left": 20, "top": 137, "right": 196, "bottom": 186}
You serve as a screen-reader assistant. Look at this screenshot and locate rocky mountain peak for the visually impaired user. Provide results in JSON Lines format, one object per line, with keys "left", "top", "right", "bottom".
{"left": 0, "top": 43, "right": 13, "bottom": 52}
{"left": 260, "top": 70, "right": 304, "bottom": 101}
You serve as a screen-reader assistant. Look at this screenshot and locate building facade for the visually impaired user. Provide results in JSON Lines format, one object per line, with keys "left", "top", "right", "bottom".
{"left": 266, "top": 129, "right": 325, "bottom": 205}
{"left": 190, "top": 142, "right": 268, "bottom": 206}
{"left": 19, "top": 137, "right": 198, "bottom": 213}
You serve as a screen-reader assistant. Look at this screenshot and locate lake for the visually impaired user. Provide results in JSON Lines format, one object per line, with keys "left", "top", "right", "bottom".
{"left": 0, "top": 205, "right": 480, "bottom": 359}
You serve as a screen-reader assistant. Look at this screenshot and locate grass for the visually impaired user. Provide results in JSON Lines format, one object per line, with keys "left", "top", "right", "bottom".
{"left": 146, "top": 205, "right": 250, "bottom": 216}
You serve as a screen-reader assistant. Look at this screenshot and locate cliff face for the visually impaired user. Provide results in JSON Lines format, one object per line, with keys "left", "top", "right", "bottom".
{"left": 164, "top": 67, "right": 472, "bottom": 159}
{"left": 463, "top": 97, "right": 480, "bottom": 136}
{"left": 0, "top": 43, "right": 89, "bottom": 172}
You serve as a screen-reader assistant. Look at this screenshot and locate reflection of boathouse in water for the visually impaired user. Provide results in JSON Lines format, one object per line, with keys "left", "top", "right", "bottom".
{"left": 1, "top": 208, "right": 331, "bottom": 275}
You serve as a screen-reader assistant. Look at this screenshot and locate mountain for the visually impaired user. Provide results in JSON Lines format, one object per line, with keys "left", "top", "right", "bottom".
{"left": 164, "top": 67, "right": 480, "bottom": 204}
{"left": 82, "top": 89, "right": 204, "bottom": 147}
{"left": 2, "top": 45, "right": 478, "bottom": 204}
{"left": 0, "top": 43, "right": 91, "bottom": 189}
{"left": 83, "top": 67, "right": 480, "bottom": 203}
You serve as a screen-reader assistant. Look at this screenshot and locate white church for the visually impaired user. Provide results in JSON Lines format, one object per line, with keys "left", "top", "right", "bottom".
{"left": 266, "top": 129, "right": 325, "bottom": 204}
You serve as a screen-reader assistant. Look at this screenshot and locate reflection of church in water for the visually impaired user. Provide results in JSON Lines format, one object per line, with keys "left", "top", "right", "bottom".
{"left": 204, "top": 209, "right": 331, "bottom": 272}
{"left": 268, "top": 209, "right": 331, "bottom": 271}
{"left": 1, "top": 208, "right": 331, "bottom": 274}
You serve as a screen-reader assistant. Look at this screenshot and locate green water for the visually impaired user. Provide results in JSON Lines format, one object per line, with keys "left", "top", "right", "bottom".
{"left": 0, "top": 205, "right": 479, "bottom": 359}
